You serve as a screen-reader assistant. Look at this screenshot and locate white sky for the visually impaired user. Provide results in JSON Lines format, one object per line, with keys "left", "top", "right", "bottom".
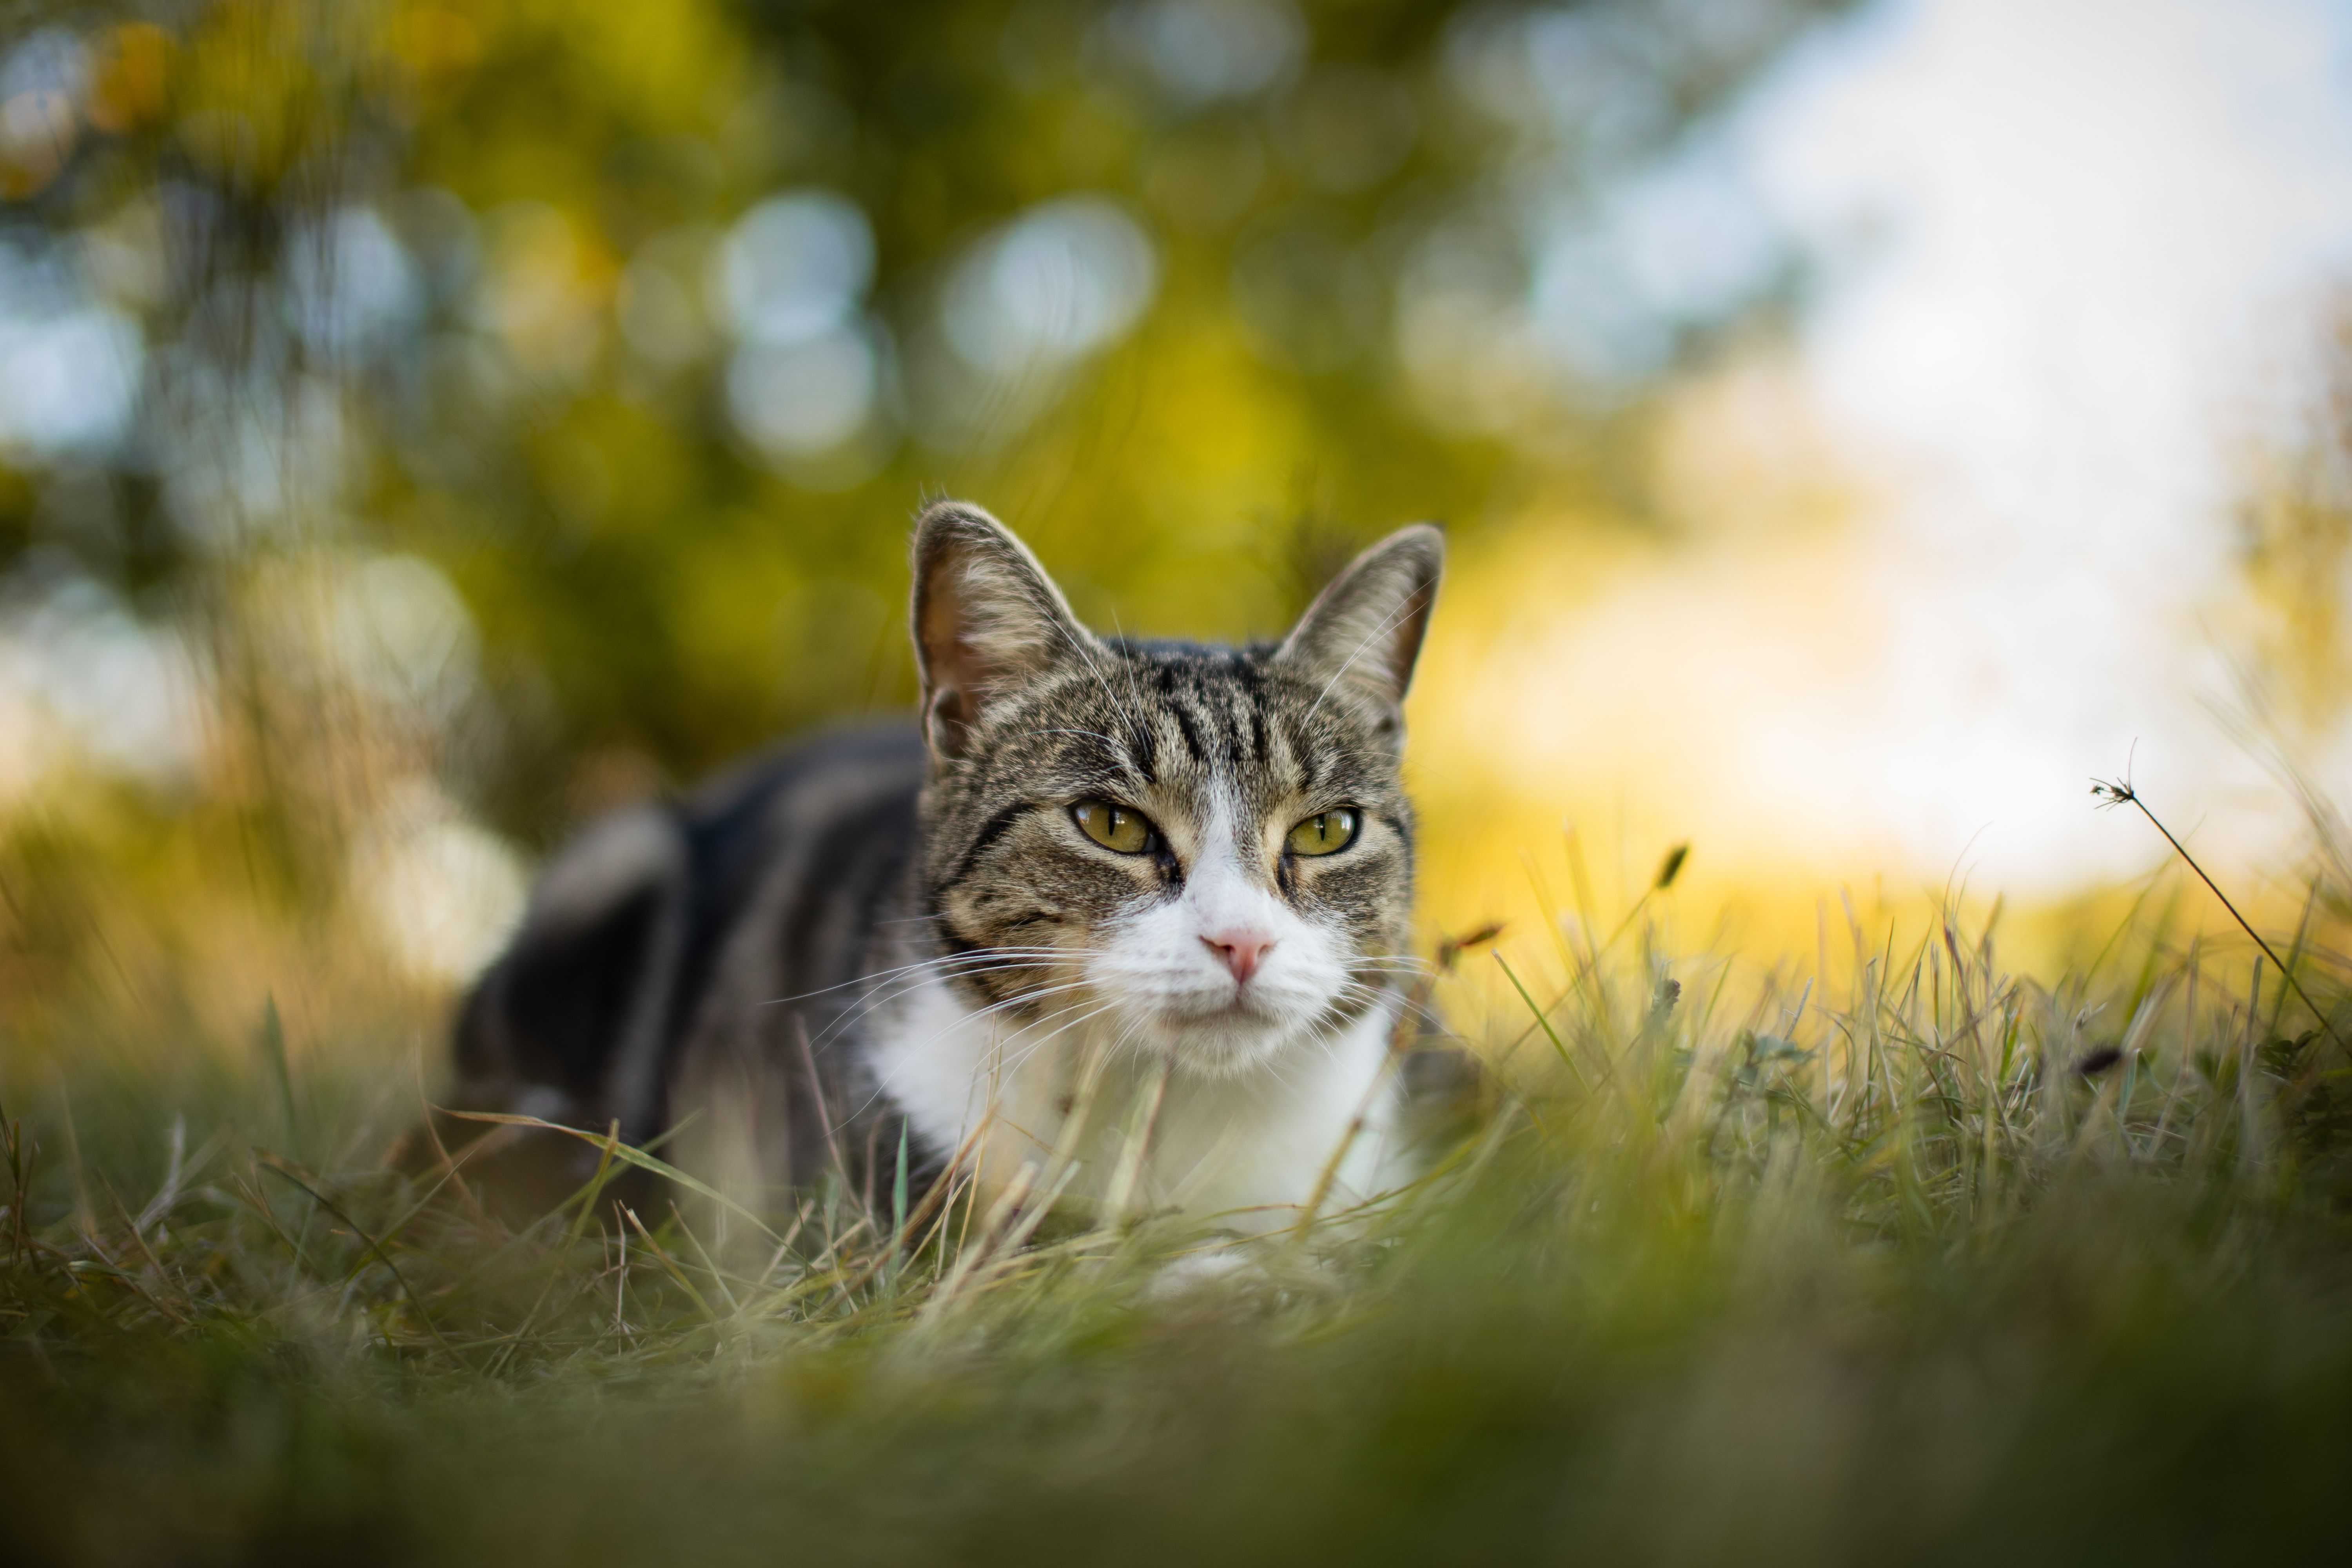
{"left": 1447, "top": 0, "right": 2352, "bottom": 898}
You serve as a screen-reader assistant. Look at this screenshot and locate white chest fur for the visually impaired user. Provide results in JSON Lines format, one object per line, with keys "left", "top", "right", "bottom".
{"left": 869, "top": 976, "right": 1407, "bottom": 1235}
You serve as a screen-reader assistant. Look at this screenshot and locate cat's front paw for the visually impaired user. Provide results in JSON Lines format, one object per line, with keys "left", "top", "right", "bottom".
{"left": 1141, "top": 1235, "right": 1347, "bottom": 1305}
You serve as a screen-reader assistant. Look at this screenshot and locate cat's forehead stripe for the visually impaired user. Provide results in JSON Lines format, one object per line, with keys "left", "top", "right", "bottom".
{"left": 1163, "top": 697, "right": 1204, "bottom": 768}
{"left": 971, "top": 641, "right": 1395, "bottom": 846}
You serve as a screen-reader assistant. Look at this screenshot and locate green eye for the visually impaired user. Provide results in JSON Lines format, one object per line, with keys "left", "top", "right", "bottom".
{"left": 1073, "top": 800, "right": 1156, "bottom": 854}
{"left": 1286, "top": 808, "right": 1360, "bottom": 857}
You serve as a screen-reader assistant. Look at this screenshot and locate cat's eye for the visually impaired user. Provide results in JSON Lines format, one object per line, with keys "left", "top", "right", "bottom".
{"left": 1073, "top": 800, "right": 1156, "bottom": 855}
{"left": 1287, "top": 808, "right": 1360, "bottom": 857}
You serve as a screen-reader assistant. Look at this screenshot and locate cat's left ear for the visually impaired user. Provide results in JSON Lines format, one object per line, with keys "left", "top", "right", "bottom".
{"left": 911, "top": 501, "right": 1098, "bottom": 761}
{"left": 1276, "top": 524, "right": 1444, "bottom": 729}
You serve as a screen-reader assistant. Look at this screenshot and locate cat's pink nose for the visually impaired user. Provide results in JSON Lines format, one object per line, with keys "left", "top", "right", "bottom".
{"left": 1203, "top": 930, "right": 1276, "bottom": 985}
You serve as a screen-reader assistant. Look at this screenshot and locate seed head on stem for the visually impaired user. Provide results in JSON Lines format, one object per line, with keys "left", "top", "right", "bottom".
{"left": 2091, "top": 768, "right": 2330, "bottom": 1034}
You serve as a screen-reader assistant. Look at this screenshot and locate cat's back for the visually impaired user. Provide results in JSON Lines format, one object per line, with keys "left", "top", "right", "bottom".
{"left": 444, "top": 722, "right": 927, "bottom": 1183}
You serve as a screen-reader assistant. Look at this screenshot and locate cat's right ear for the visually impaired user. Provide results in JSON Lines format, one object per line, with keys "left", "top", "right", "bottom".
{"left": 911, "top": 501, "right": 1095, "bottom": 761}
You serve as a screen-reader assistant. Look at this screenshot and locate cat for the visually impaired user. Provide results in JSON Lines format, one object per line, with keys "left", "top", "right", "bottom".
{"left": 412, "top": 501, "right": 1461, "bottom": 1239}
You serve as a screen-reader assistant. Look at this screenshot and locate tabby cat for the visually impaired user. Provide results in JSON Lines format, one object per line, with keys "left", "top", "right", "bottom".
{"left": 419, "top": 502, "right": 1452, "bottom": 1235}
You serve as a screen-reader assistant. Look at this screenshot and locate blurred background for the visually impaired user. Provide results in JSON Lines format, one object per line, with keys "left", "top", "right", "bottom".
{"left": 3, "top": 0, "right": 2351, "bottom": 1078}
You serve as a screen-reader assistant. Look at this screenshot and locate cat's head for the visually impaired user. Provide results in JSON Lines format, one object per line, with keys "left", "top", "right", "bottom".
{"left": 911, "top": 501, "right": 1441, "bottom": 1077}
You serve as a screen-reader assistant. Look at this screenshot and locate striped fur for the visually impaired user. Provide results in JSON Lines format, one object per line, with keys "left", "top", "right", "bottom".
{"left": 418, "top": 502, "right": 1451, "bottom": 1232}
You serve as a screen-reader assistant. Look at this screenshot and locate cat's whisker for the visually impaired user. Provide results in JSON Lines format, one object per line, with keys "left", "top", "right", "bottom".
{"left": 794, "top": 962, "right": 1083, "bottom": 1054}
{"left": 1065, "top": 612, "right": 1152, "bottom": 763}
{"left": 831, "top": 972, "right": 1099, "bottom": 1057}
{"left": 965, "top": 985, "right": 1103, "bottom": 1038}
{"left": 845, "top": 989, "right": 1114, "bottom": 1131}
{"left": 1100, "top": 606, "right": 1160, "bottom": 761}
{"left": 804, "top": 949, "right": 1075, "bottom": 1013}
{"left": 764, "top": 947, "right": 1072, "bottom": 1007}
{"left": 987, "top": 1000, "right": 1127, "bottom": 1084}
{"left": 1330, "top": 980, "right": 1442, "bottom": 1032}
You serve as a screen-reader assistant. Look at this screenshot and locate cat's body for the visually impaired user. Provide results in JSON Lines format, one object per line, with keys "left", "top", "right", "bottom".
{"left": 421, "top": 504, "right": 1456, "bottom": 1233}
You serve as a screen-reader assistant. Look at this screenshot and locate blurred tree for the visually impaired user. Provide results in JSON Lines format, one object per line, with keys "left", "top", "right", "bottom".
{"left": 0, "top": 0, "right": 1851, "bottom": 850}
{"left": 2240, "top": 294, "right": 2352, "bottom": 739}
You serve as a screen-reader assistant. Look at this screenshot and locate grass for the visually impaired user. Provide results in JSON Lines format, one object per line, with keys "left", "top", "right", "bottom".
{"left": 6, "top": 855, "right": 2352, "bottom": 1566}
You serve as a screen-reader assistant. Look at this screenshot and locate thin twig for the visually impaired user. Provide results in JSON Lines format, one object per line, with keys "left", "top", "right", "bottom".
{"left": 2091, "top": 776, "right": 2332, "bottom": 1034}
